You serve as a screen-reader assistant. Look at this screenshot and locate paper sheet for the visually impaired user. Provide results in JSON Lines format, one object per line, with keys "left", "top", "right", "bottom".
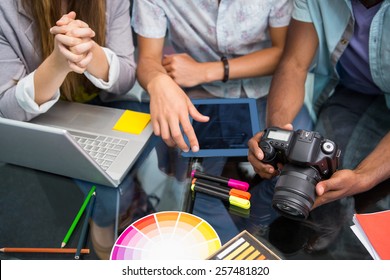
{"left": 350, "top": 225, "right": 380, "bottom": 260}
{"left": 113, "top": 110, "right": 151, "bottom": 135}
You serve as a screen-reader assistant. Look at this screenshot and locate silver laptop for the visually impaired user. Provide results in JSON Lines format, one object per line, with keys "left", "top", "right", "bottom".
{"left": 0, "top": 101, "right": 153, "bottom": 187}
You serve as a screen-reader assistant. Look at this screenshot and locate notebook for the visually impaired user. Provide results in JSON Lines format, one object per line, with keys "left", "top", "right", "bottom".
{"left": 351, "top": 210, "right": 390, "bottom": 260}
{"left": 0, "top": 101, "right": 153, "bottom": 187}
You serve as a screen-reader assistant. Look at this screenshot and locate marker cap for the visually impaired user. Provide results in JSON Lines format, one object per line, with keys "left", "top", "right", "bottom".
{"left": 230, "top": 189, "right": 251, "bottom": 200}
{"left": 229, "top": 196, "right": 251, "bottom": 210}
{"left": 228, "top": 179, "right": 249, "bottom": 191}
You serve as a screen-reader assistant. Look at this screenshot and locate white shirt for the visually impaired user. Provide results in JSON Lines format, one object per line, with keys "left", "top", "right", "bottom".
{"left": 132, "top": 0, "right": 293, "bottom": 99}
{"left": 16, "top": 48, "right": 120, "bottom": 114}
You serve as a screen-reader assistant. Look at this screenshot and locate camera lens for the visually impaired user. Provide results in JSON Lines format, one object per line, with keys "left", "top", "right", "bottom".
{"left": 272, "top": 164, "right": 320, "bottom": 220}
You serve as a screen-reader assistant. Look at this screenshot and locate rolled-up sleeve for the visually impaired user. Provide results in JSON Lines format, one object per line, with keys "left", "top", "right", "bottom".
{"left": 101, "top": 0, "right": 137, "bottom": 95}
{"left": 15, "top": 71, "right": 60, "bottom": 114}
{"left": 269, "top": 0, "right": 293, "bottom": 28}
{"left": 131, "top": 0, "right": 167, "bottom": 38}
{"left": 84, "top": 47, "right": 120, "bottom": 90}
{"left": 293, "top": 0, "right": 313, "bottom": 22}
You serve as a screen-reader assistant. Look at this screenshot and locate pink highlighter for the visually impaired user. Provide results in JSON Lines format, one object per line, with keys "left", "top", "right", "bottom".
{"left": 191, "top": 170, "right": 249, "bottom": 191}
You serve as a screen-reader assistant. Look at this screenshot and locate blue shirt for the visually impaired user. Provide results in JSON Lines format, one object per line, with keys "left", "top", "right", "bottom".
{"left": 132, "top": 0, "right": 293, "bottom": 99}
{"left": 337, "top": 0, "right": 382, "bottom": 94}
{"left": 293, "top": 0, "right": 390, "bottom": 119}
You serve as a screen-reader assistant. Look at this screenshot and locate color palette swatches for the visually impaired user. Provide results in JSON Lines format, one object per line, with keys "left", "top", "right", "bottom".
{"left": 208, "top": 230, "right": 282, "bottom": 260}
{"left": 110, "top": 211, "right": 221, "bottom": 260}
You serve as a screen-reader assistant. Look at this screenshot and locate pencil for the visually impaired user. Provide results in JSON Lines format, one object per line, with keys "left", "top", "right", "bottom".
{"left": 0, "top": 248, "right": 90, "bottom": 254}
{"left": 61, "top": 185, "right": 96, "bottom": 248}
{"left": 75, "top": 192, "right": 96, "bottom": 260}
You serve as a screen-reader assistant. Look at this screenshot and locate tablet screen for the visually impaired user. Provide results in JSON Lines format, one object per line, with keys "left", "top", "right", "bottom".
{"left": 182, "top": 99, "right": 260, "bottom": 157}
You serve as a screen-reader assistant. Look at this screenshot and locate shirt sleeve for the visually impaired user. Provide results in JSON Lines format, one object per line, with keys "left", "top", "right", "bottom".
{"left": 83, "top": 47, "right": 120, "bottom": 90}
{"left": 269, "top": 0, "right": 294, "bottom": 27}
{"left": 131, "top": 0, "right": 167, "bottom": 38}
{"left": 292, "top": 0, "right": 313, "bottom": 23}
{"left": 102, "top": 0, "right": 136, "bottom": 95}
{"left": 15, "top": 71, "right": 60, "bottom": 114}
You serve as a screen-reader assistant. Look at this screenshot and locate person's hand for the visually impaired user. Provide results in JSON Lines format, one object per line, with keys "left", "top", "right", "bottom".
{"left": 312, "top": 169, "right": 369, "bottom": 209}
{"left": 162, "top": 53, "right": 207, "bottom": 87}
{"left": 50, "top": 12, "right": 95, "bottom": 73}
{"left": 148, "top": 75, "right": 209, "bottom": 152}
{"left": 247, "top": 124, "right": 293, "bottom": 179}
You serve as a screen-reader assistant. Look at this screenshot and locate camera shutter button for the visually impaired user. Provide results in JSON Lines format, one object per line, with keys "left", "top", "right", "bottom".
{"left": 322, "top": 141, "right": 335, "bottom": 154}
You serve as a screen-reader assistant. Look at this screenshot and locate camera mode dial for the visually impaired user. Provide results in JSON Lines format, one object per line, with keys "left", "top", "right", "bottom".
{"left": 259, "top": 141, "right": 276, "bottom": 162}
{"left": 321, "top": 141, "right": 335, "bottom": 154}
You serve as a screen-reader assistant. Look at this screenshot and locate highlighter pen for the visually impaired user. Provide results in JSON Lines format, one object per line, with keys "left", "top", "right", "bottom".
{"left": 192, "top": 178, "right": 251, "bottom": 200}
{"left": 229, "top": 205, "right": 250, "bottom": 218}
{"left": 191, "top": 170, "right": 249, "bottom": 191}
{"left": 191, "top": 183, "right": 251, "bottom": 209}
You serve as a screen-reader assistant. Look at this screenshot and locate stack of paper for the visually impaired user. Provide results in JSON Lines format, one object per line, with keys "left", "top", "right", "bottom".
{"left": 351, "top": 210, "right": 390, "bottom": 260}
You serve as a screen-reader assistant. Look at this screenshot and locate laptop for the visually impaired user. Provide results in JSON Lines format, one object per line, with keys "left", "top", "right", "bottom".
{"left": 0, "top": 101, "right": 153, "bottom": 187}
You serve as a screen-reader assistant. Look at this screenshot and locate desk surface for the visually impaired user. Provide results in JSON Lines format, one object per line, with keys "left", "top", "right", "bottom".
{"left": 1, "top": 138, "right": 389, "bottom": 260}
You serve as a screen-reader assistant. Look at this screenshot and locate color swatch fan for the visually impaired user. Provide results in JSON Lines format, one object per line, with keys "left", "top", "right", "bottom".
{"left": 110, "top": 211, "right": 221, "bottom": 260}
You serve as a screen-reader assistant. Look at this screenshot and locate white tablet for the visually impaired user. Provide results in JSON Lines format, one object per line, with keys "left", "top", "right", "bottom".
{"left": 182, "top": 98, "right": 260, "bottom": 157}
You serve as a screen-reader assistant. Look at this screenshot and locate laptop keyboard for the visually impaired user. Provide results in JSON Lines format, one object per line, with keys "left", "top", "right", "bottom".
{"left": 69, "top": 131, "right": 128, "bottom": 170}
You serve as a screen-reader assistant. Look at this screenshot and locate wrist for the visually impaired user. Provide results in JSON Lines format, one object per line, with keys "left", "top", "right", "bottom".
{"left": 354, "top": 167, "right": 380, "bottom": 192}
{"left": 48, "top": 52, "right": 71, "bottom": 76}
{"left": 146, "top": 73, "right": 174, "bottom": 96}
{"left": 203, "top": 60, "right": 227, "bottom": 83}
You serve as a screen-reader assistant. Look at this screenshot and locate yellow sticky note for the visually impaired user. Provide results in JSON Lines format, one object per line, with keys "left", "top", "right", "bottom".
{"left": 113, "top": 110, "right": 151, "bottom": 135}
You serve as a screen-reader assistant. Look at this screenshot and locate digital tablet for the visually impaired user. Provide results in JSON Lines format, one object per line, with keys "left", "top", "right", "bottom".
{"left": 182, "top": 98, "right": 260, "bottom": 157}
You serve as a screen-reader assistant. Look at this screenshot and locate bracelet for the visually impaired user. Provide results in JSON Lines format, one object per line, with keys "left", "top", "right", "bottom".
{"left": 221, "top": 56, "right": 229, "bottom": 83}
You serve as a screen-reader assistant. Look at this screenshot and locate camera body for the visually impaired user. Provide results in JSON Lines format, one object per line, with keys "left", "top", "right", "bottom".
{"left": 259, "top": 127, "right": 341, "bottom": 219}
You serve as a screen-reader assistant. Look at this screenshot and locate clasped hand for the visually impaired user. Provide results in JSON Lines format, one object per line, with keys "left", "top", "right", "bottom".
{"left": 50, "top": 11, "right": 95, "bottom": 74}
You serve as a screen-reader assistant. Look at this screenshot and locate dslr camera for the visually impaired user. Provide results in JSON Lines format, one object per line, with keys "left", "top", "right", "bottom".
{"left": 259, "top": 127, "right": 341, "bottom": 220}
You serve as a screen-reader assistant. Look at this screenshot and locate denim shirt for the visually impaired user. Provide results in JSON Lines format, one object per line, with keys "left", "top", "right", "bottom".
{"left": 132, "top": 0, "right": 293, "bottom": 99}
{"left": 293, "top": 0, "right": 390, "bottom": 118}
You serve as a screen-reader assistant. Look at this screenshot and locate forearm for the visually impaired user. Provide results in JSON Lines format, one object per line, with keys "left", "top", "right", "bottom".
{"left": 205, "top": 26, "right": 287, "bottom": 83}
{"left": 230, "top": 47, "right": 283, "bottom": 79}
{"left": 137, "top": 57, "right": 170, "bottom": 96}
{"left": 85, "top": 42, "right": 109, "bottom": 81}
{"left": 354, "top": 132, "right": 390, "bottom": 191}
{"left": 266, "top": 60, "right": 307, "bottom": 127}
{"left": 266, "top": 20, "right": 318, "bottom": 127}
{"left": 34, "top": 53, "right": 69, "bottom": 105}
{"left": 200, "top": 47, "right": 283, "bottom": 84}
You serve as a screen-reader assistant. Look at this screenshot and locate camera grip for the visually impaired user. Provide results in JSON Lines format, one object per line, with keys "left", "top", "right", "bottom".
{"left": 259, "top": 141, "right": 278, "bottom": 168}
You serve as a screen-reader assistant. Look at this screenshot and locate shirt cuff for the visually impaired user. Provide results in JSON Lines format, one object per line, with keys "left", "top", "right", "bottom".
{"left": 15, "top": 71, "right": 60, "bottom": 114}
{"left": 84, "top": 47, "right": 120, "bottom": 90}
